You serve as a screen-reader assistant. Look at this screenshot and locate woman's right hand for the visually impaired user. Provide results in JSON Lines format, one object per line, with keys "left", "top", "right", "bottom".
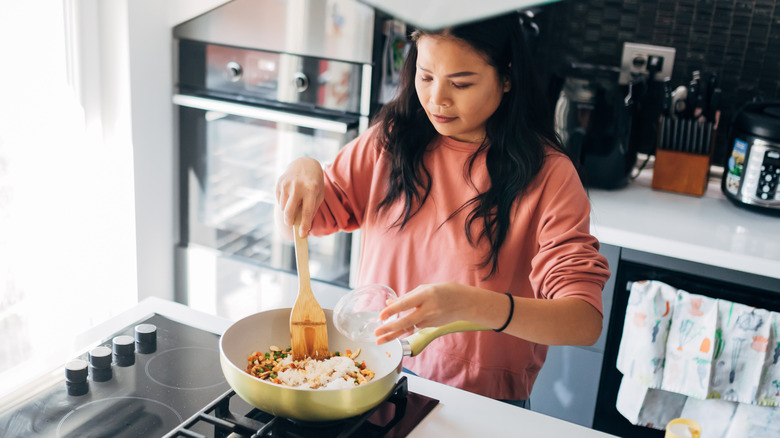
{"left": 275, "top": 157, "right": 324, "bottom": 238}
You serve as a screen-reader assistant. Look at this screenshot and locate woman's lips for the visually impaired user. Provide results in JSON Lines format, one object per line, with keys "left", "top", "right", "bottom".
{"left": 431, "top": 114, "right": 456, "bottom": 124}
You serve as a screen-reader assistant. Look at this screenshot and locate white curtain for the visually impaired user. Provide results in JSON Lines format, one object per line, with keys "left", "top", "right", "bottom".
{"left": 0, "top": 0, "right": 137, "bottom": 395}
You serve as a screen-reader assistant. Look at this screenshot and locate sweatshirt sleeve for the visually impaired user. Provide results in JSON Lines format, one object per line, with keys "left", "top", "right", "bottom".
{"left": 527, "top": 154, "right": 610, "bottom": 314}
{"left": 309, "top": 125, "right": 384, "bottom": 236}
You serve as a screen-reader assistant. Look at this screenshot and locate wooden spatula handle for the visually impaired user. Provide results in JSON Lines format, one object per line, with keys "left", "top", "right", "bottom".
{"left": 290, "top": 211, "right": 329, "bottom": 360}
{"left": 292, "top": 219, "right": 311, "bottom": 290}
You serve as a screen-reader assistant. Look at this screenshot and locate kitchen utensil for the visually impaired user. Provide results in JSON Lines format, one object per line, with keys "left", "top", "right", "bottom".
{"left": 662, "top": 79, "right": 673, "bottom": 117}
{"left": 333, "top": 284, "right": 400, "bottom": 342}
{"left": 671, "top": 85, "right": 688, "bottom": 118}
{"left": 220, "top": 308, "right": 489, "bottom": 421}
{"left": 687, "top": 71, "right": 701, "bottom": 118}
{"left": 706, "top": 88, "right": 721, "bottom": 123}
{"left": 290, "top": 215, "right": 329, "bottom": 360}
{"left": 703, "top": 72, "right": 718, "bottom": 120}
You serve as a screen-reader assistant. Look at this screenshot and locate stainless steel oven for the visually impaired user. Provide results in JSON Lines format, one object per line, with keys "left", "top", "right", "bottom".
{"left": 172, "top": 0, "right": 387, "bottom": 314}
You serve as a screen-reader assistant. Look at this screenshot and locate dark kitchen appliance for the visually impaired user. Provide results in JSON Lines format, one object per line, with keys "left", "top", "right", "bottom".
{"left": 173, "top": 0, "right": 392, "bottom": 310}
{"left": 721, "top": 101, "right": 780, "bottom": 215}
{"left": 553, "top": 64, "right": 638, "bottom": 189}
{"left": 0, "top": 313, "right": 436, "bottom": 438}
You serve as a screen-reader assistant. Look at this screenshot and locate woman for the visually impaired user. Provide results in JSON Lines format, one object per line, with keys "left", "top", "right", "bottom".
{"left": 275, "top": 12, "right": 610, "bottom": 405}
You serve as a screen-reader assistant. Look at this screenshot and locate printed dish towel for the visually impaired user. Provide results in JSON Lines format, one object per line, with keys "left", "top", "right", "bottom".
{"left": 615, "top": 279, "right": 780, "bottom": 435}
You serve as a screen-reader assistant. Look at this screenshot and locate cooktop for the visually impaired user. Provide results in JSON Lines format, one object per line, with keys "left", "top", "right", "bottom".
{"left": 0, "top": 314, "right": 231, "bottom": 438}
{"left": 0, "top": 312, "right": 437, "bottom": 438}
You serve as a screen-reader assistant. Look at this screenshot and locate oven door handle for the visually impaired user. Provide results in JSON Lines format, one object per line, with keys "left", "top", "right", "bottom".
{"left": 172, "top": 94, "right": 352, "bottom": 134}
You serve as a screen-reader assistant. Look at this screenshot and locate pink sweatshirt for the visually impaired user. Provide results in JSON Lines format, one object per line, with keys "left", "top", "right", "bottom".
{"left": 310, "top": 126, "right": 610, "bottom": 400}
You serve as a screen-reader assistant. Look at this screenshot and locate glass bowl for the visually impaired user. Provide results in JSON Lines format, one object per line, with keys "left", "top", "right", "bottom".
{"left": 333, "top": 284, "right": 398, "bottom": 342}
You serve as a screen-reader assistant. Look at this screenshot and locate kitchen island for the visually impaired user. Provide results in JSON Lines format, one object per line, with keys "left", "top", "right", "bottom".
{"left": 577, "top": 166, "right": 780, "bottom": 437}
{"left": 531, "top": 166, "right": 780, "bottom": 433}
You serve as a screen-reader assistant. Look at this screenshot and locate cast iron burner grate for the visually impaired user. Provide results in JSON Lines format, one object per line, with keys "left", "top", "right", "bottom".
{"left": 164, "top": 377, "right": 419, "bottom": 438}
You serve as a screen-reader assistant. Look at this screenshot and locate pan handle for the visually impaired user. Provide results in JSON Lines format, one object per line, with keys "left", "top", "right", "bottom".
{"left": 400, "top": 321, "right": 490, "bottom": 357}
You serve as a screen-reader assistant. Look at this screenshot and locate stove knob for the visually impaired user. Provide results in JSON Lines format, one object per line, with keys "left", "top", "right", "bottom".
{"left": 65, "top": 359, "right": 89, "bottom": 396}
{"left": 89, "top": 346, "right": 113, "bottom": 382}
{"left": 135, "top": 323, "right": 157, "bottom": 354}
{"left": 113, "top": 335, "right": 136, "bottom": 366}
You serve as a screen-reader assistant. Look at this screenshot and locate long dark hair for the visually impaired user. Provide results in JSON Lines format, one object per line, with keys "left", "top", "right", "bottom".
{"left": 374, "top": 13, "right": 567, "bottom": 279}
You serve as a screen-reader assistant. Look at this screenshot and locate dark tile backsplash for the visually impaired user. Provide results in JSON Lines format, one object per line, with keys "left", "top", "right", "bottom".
{"left": 533, "top": 0, "right": 779, "bottom": 165}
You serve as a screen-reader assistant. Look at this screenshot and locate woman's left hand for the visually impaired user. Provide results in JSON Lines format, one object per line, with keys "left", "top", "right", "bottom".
{"left": 372, "top": 283, "right": 604, "bottom": 346}
{"left": 373, "top": 282, "right": 487, "bottom": 344}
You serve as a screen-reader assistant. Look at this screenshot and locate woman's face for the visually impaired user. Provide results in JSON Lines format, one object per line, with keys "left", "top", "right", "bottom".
{"left": 415, "top": 35, "right": 510, "bottom": 143}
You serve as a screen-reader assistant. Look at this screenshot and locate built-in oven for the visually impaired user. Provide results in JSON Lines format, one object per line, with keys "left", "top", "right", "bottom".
{"left": 592, "top": 249, "right": 780, "bottom": 437}
{"left": 174, "top": 41, "right": 363, "bottom": 283}
{"left": 172, "top": 0, "right": 389, "bottom": 314}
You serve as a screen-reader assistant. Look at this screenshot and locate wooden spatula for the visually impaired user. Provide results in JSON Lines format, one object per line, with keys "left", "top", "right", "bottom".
{"left": 290, "top": 216, "right": 329, "bottom": 361}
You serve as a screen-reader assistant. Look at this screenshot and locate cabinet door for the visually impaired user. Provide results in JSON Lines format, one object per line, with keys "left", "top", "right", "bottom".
{"left": 529, "top": 243, "right": 620, "bottom": 427}
{"left": 593, "top": 243, "right": 620, "bottom": 353}
{"left": 531, "top": 345, "right": 603, "bottom": 428}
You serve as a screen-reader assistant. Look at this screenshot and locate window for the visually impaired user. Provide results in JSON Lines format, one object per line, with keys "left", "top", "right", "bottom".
{"left": 0, "top": 0, "right": 137, "bottom": 396}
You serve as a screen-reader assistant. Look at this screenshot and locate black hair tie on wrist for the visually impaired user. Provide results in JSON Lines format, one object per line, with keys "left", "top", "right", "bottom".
{"left": 494, "top": 292, "right": 514, "bottom": 332}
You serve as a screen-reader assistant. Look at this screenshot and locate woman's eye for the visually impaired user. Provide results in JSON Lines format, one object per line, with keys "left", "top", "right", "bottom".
{"left": 452, "top": 83, "right": 472, "bottom": 89}
{"left": 419, "top": 76, "right": 433, "bottom": 82}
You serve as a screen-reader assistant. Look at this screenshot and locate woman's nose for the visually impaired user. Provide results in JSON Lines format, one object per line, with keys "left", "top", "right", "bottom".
{"left": 429, "top": 81, "right": 451, "bottom": 107}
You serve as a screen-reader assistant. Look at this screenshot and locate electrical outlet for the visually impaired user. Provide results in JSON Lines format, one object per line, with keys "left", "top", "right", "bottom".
{"left": 619, "top": 42, "right": 676, "bottom": 85}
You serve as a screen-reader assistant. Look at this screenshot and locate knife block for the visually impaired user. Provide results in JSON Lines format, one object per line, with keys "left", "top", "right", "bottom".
{"left": 651, "top": 117, "right": 717, "bottom": 197}
{"left": 651, "top": 149, "right": 712, "bottom": 197}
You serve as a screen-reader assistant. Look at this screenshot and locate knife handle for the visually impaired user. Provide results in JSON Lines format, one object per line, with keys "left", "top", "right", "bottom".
{"left": 707, "top": 88, "right": 721, "bottom": 122}
{"left": 661, "top": 79, "right": 672, "bottom": 117}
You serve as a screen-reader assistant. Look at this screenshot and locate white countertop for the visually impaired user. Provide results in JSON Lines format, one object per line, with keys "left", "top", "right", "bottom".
{"left": 588, "top": 167, "right": 780, "bottom": 280}
{"left": 407, "top": 373, "right": 616, "bottom": 437}
{"left": 1, "top": 297, "right": 615, "bottom": 438}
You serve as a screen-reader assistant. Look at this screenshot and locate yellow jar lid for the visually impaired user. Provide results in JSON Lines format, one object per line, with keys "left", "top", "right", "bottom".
{"left": 665, "top": 418, "right": 701, "bottom": 438}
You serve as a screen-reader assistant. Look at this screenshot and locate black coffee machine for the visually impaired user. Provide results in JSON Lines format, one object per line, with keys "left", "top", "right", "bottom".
{"left": 552, "top": 63, "right": 642, "bottom": 189}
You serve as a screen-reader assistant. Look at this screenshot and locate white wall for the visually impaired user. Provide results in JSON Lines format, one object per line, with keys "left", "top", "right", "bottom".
{"left": 121, "top": 0, "right": 228, "bottom": 301}
{"left": 59, "top": 0, "right": 230, "bottom": 304}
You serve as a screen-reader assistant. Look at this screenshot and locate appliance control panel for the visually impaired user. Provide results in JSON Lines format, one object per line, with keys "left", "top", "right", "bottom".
{"left": 203, "top": 43, "right": 365, "bottom": 115}
{"left": 756, "top": 150, "right": 780, "bottom": 201}
{"left": 742, "top": 141, "right": 780, "bottom": 204}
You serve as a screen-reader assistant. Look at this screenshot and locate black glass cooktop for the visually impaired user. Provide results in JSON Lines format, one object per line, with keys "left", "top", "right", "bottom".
{"left": 0, "top": 314, "right": 231, "bottom": 438}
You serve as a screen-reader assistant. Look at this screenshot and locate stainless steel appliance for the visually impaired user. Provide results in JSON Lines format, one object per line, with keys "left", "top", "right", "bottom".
{"left": 722, "top": 101, "right": 780, "bottom": 215}
{"left": 173, "top": 0, "right": 388, "bottom": 311}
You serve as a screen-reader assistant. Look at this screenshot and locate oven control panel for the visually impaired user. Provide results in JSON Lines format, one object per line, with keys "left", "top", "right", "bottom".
{"left": 180, "top": 42, "right": 367, "bottom": 116}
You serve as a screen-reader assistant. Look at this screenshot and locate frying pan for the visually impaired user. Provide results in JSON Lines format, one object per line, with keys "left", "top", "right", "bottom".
{"left": 220, "top": 308, "right": 487, "bottom": 421}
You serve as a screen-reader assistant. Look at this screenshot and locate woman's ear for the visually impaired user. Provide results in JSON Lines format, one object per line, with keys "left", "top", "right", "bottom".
{"left": 503, "top": 63, "right": 511, "bottom": 92}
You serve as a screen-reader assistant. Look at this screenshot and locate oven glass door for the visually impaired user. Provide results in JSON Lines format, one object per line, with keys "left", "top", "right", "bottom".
{"left": 177, "top": 95, "right": 359, "bottom": 286}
